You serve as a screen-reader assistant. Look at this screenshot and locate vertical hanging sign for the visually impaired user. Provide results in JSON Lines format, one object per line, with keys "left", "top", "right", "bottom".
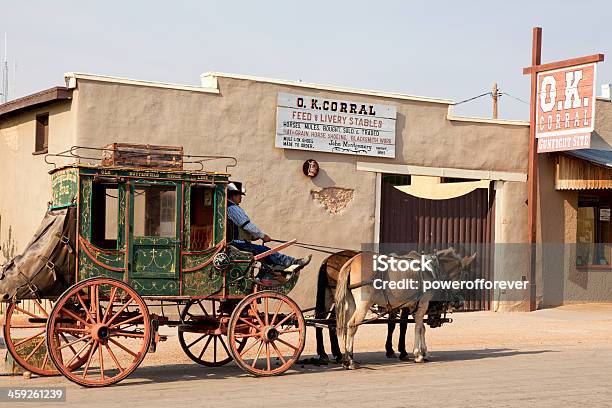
{"left": 535, "top": 63, "right": 598, "bottom": 152}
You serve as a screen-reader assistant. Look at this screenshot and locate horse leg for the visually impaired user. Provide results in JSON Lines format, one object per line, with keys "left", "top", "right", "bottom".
{"left": 386, "top": 310, "right": 397, "bottom": 358}
{"left": 337, "top": 294, "right": 355, "bottom": 368}
{"left": 413, "top": 299, "right": 429, "bottom": 363}
{"left": 345, "top": 299, "right": 369, "bottom": 370}
{"left": 328, "top": 309, "right": 342, "bottom": 363}
{"left": 398, "top": 308, "right": 409, "bottom": 361}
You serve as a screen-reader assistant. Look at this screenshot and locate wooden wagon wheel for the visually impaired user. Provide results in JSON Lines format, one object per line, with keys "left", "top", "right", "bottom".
{"left": 3, "top": 300, "right": 90, "bottom": 376}
{"left": 46, "top": 277, "right": 151, "bottom": 387}
{"left": 227, "top": 291, "right": 305, "bottom": 376}
{"left": 178, "top": 299, "right": 246, "bottom": 367}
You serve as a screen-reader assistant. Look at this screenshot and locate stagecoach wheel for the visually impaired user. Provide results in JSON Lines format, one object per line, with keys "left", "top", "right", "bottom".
{"left": 3, "top": 300, "right": 90, "bottom": 376}
{"left": 178, "top": 299, "right": 246, "bottom": 367}
{"left": 228, "top": 291, "right": 305, "bottom": 376}
{"left": 4, "top": 300, "right": 58, "bottom": 375}
{"left": 46, "top": 277, "right": 151, "bottom": 387}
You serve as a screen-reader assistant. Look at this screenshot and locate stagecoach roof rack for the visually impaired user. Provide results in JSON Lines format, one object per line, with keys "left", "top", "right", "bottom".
{"left": 45, "top": 144, "right": 238, "bottom": 173}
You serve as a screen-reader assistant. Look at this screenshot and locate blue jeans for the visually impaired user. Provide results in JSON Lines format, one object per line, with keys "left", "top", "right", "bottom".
{"left": 231, "top": 241, "right": 295, "bottom": 267}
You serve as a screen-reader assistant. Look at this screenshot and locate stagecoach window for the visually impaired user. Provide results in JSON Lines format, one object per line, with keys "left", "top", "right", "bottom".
{"left": 91, "top": 184, "right": 119, "bottom": 249}
{"left": 577, "top": 191, "right": 612, "bottom": 266}
{"left": 189, "top": 186, "right": 215, "bottom": 250}
{"left": 133, "top": 185, "right": 176, "bottom": 237}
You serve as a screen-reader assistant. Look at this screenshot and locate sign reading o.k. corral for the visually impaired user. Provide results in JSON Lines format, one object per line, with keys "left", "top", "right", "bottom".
{"left": 536, "top": 63, "right": 597, "bottom": 152}
{"left": 275, "top": 92, "right": 397, "bottom": 158}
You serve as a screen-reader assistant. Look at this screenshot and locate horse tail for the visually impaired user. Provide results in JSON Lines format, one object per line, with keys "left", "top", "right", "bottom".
{"left": 315, "top": 257, "right": 329, "bottom": 318}
{"left": 334, "top": 255, "right": 356, "bottom": 343}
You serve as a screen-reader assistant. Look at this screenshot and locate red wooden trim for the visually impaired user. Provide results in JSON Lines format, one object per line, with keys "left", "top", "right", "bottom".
{"left": 181, "top": 240, "right": 224, "bottom": 255}
{"left": 79, "top": 239, "right": 125, "bottom": 272}
{"left": 78, "top": 235, "right": 125, "bottom": 255}
{"left": 523, "top": 53, "right": 604, "bottom": 75}
{"left": 253, "top": 239, "right": 297, "bottom": 261}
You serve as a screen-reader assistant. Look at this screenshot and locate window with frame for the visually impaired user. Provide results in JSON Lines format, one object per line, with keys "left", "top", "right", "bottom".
{"left": 577, "top": 191, "right": 612, "bottom": 267}
{"left": 91, "top": 183, "right": 119, "bottom": 249}
{"left": 133, "top": 185, "right": 177, "bottom": 237}
{"left": 189, "top": 186, "right": 215, "bottom": 250}
{"left": 34, "top": 113, "right": 49, "bottom": 154}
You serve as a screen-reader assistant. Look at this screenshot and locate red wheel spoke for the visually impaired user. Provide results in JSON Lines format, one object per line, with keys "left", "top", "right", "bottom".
{"left": 270, "top": 341, "right": 287, "bottom": 364}
{"left": 10, "top": 324, "right": 46, "bottom": 329}
{"left": 251, "top": 340, "right": 265, "bottom": 368}
{"left": 277, "top": 328, "right": 301, "bottom": 334}
{"left": 218, "top": 336, "right": 231, "bottom": 357}
{"left": 56, "top": 327, "right": 88, "bottom": 334}
{"left": 276, "top": 337, "right": 299, "bottom": 351}
{"left": 198, "top": 336, "right": 213, "bottom": 360}
{"left": 13, "top": 329, "right": 46, "bottom": 348}
{"left": 32, "top": 299, "right": 49, "bottom": 318}
{"left": 105, "top": 298, "right": 134, "bottom": 327}
{"left": 59, "top": 307, "right": 89, "bottom": 327}
{"left": 58, "top": 334, "right": 91, "bottom": 351}
{"left": 41, "top": 352, "right": 50, "bottom": 370}
{"left": 233, "top": 332, "right": 260, "bottom": 339}
{"left": 109, "top": 314, "right": 144, "bottom": 329}
{"left": 105, "top": 343, "right": 125, "bottom": 373}
{"left": 238, "top": 317, "right": 260, "bottom": 331}
{"left": 99, "top": 345, "right": 105, "bottom": 380}
{"left": 264, "top": 297, "right": 269, "bottom": 326}
{"left": 14, "top": 306, "right": 40, "bottom": 319}
{"left": 111, "top": 330, "right": 145, "bottom": 339}
{"left": 82, "top": 341, "right": 98, "bottom": 379}
{"left": 274, "top": 311, "right": 296, "bottom": 329}
{"left": 240, "top": 338, "right": 262, "bottom": 357}
{"left": 213, "top": 336, "right": 218, "bottom": 362}
{"left": 102, "top": 286, "right": 118, "bottom": 324}
{"left": 265, "top": 342, "right": 271, "bottom": 371}
{"left": 269, "top": 299, "right": 283, "bottom": 326}
{"left": 94, "top": 284, "right": 101, "bottom": 324}
{"left": 187, "top": 333, "right": 208, "bottom": 349}
{"left": 24, "top": 338, "right": 45, "bottom": 362}
{"left": 65, "top": 338, "right": 93, "bottom": 367}
{"left": 249, "top": 301, "right": 265, "bottom": 328}
{"left": 76, "top": 292, "right": 95, "bottom": 324}
{"left": 108, "top": 337, "right": 138, "bottom": 358}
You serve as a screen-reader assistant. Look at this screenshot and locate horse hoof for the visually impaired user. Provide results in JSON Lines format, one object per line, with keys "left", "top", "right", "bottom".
{"left": 348, "top": 361, "right": 360, "bottom": 370}
{"left": 334, "top": 356, "right": 343, "bottom": 364}
{"left": 399, "top": 353, "right": 410, "bottom": 361}
{"left": 414, "top": 356, "right": 425, "bottom": 364}
{"left": 386, "top": 351, "right": 397, "bottom": 359}
{"left": 318, "top": 355, "right": 330, "bottom": 365}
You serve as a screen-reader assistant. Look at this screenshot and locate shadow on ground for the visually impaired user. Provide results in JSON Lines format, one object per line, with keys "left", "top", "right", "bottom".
{"left": 107, "top": 347, "right": 555, "bottom": 386}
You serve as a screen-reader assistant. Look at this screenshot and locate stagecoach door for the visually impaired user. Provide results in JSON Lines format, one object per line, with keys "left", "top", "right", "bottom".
{"left": 127, "top": 181, "right": 181, "bottom": 295}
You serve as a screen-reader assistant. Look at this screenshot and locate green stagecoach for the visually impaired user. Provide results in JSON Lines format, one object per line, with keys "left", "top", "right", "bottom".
{"left": 1, "top": 144, "right": 305, "bottom": 387}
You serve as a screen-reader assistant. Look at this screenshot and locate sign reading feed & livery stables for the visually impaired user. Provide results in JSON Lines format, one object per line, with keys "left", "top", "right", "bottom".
{"left": 536, "top": 63, "right": 597, "bottom": 152}
{"left": 275, "top": 92, "right": 397, "bottom": 158}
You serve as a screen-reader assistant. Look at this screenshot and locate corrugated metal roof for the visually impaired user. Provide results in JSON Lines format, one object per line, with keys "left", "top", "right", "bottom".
{"left": 563, "top": 149, "right": 612, "bottom": 167}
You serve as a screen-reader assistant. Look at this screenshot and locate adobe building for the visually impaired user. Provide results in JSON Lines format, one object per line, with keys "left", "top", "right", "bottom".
{"left": 1, "top": 71, "right": 610, "bottom": 310}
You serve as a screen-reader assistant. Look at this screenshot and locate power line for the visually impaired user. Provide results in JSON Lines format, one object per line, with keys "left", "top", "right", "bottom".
{"left": 455, "top": 92, "right": 492, "bottom": 105}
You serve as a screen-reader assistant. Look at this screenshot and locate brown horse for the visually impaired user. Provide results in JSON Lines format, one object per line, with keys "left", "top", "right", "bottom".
{"left": 335, "top": 248, "right": 476, "bottom": 369}
{"left": 314, "top": 250, "right": 412, "bottom": 363}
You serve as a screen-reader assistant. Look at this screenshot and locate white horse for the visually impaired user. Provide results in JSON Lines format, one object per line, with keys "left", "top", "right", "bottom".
{"left": 334, "top": 248, "right": 476, "bottom": 369}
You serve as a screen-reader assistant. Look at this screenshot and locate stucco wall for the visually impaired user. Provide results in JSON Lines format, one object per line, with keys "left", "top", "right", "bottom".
{"left": 0, "top": 98, "right": 76, "bottom": 264}
{"left": 68, "top": 77, "right": 529, "bottom": 306}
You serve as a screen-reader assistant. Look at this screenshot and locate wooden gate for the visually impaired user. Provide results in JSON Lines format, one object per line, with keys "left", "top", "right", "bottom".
{"left": 380, "top": 178, "right": 495, "bottom": 311}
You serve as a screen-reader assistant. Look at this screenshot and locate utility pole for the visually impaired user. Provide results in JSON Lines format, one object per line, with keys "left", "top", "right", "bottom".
{"left": 492, "top": 83, "right": 499, "bottom": 119}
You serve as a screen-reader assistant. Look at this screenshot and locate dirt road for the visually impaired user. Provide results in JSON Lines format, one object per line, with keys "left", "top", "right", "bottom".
{"left": 2, "top": 304, "right": 612, "bottom": 407}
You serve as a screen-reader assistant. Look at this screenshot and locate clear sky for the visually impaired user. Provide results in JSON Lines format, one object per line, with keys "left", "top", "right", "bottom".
{"left": 2, "top": 0, "right": 611, "bottom": 120}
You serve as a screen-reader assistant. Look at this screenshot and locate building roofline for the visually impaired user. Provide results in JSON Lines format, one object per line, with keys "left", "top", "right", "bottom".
{"left": 0, "top": 87, "right": 72, "bottom": 118}
{"left": 64, "top": 72, "right": 219, "bottom": 94}
{"left": 200, "top": 71, "right": 456, "bottom": 105}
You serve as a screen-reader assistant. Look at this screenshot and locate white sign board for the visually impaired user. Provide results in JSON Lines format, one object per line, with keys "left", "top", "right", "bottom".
{"left": 275, "top": 92, "right": 397, "bottom": 158}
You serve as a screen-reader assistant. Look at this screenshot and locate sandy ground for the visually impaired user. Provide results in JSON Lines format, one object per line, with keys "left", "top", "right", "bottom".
{"left": 1, "top": 304, "right": 612, "bottom": 407}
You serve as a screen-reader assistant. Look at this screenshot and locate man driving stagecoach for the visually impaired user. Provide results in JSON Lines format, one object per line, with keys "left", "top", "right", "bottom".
{"left": 226, "top": 182, "right": 311, "bottom": 271}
